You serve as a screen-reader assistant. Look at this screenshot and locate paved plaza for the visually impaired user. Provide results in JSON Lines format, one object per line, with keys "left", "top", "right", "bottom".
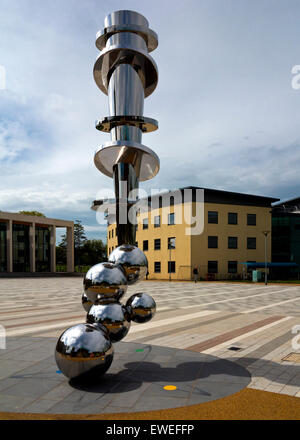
{"left": 0, "top": 278, "right": 300, "bottom": 414}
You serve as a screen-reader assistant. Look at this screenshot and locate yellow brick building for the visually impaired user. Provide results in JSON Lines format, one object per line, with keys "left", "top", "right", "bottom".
{"left": 105, "top": 187, "right": 278, "bottom": 280}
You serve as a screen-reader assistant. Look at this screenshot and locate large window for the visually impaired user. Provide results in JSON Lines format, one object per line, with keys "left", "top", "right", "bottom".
{"left": 168, "top": 261, "right": 176, "bottom": 273}
{"left": 228, "top": 261, "right": 237, "bottom": 273}
{"left": 168, "top": 213, "right": 175, "bottom": 225}
{"left": 228, "top": 213, "right": 238, "bottom": 225}
{"left": 143, "top": 240, "right": 148, "bottom": 251}
{"left": 208, "top": 236, "right": 218, "bottom": 248}
{"left": 154, "top": 261, "right": 161, "bottom": 273}
{"left": 168, "top": 237, "right": 176, "bottom": 249}
{"left": 247, "top": 214, "right": 256, "bottom": 226}
{"left": 12, "top": 223, "right": 30, "bottom": 272}
{"left": 208, "top": 211, "right": 218, "bottom": 224}
{"left": 228, "top": 236, "right": 238, "bottom": 249}
{"left": 208, "top": 261, "right": 218, "bottom": 273}
{"left": 143, "top": 218, "right": 149, "bottom": 230}
{"left": 0, "top": 222, "right": 7, "bottom": 272}
{"left": 154, "top": 238, "right": 161, "bottom": 250}
{"left": 247, "top": 237, "right": 256, "bottom": 249}
{"left": 35, "top": 226, "right": 50, "bottom": 272}
{"left": 154, "top": 215, "right": 160, "bottom": 228}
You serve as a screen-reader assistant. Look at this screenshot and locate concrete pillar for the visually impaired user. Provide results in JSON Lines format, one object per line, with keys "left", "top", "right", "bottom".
{"left": 6, "top": 220, "right": 13, "bottom": 273}
{"left": 50, "top": 225, "right": 56, "bottom": 273}
{"left": 29, "top": 223, "right": 36, "bottom": 272}
{"left": 66, "top": 226, "right": 74, "bottom": 272}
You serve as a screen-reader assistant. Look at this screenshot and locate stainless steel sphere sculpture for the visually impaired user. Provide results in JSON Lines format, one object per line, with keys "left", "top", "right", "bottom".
{"left": 55, "top": 10, "right": 158, "bottom": 382}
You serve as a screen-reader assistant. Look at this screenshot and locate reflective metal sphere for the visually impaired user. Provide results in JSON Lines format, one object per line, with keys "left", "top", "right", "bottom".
{"left": 83, "top": 262, "right": 127, "bottom": 303}
{"left": 81, "top": 292, "right": 94, "bottom": 312}
{"left": 109, "top": 244, "right": 148, "bottom": 284}
{"left": 55, "top": 323, "right": 114, "bottom": 381}
{"left": 87, "top": 302, "right": 131, "bottom": 342}
{"left": 126, "top": 293, "right": 156, "bottom": 323}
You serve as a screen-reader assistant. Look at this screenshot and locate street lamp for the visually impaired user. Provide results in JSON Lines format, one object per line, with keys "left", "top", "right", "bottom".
{"left": 262, "top": 230, "right": 270, "bottom": 285}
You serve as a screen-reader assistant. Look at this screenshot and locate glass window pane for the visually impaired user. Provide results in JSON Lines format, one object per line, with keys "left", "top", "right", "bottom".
{"left": 228, "top": 213, "right": 238, "bottom": 224}
{"left": 154, "top": 261, "right": 161, "bottom": 273}
{"left": 168, "top": 213, "right": 175, "bottom": 225}
{"left": 247, "top": 214, "right": 256, "bottom": 226}
{"left": 154, "top": 238, "right": 161, "bottom": 250}
{"left": 228, "top": 237, "right": 238, "bottom": 249}
{"left": 247, "top": 237, "right": 256, "bottom": 249}
{"left": 208, "top": 261, "right": 218, "bottom": 273}
{"left": 208, "top": 211, "right": 218, "bottom": 224}
{"left": 208, "top": 236, "right": 218, "bottom": 248}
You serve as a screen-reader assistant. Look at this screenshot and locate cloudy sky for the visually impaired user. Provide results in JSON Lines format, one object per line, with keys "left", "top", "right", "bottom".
{"left": 1, "top": 0, "right": 300, "bottom": 242}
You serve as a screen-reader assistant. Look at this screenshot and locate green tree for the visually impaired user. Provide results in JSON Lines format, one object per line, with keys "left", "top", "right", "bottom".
{"left": 59, "top": 220, "right": 88, "bottom": 265}
{"left": 80, "top": 239, "right": 106, "bottom": 266}
{"left": 19, "top": 210, "right": 45, "bottom": 217}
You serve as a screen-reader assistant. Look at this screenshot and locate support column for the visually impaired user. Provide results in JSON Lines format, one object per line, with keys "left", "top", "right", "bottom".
{"left": 66, "top": 226, "right": 74, "bottom": 273}
{"left": 50, "top": 225, "right": 56, "bottom": 273}
{"left": 29, "top": 223, "right": 36, "bottom": 272}
{"left": 6, "top": 220, "right": 13, "bottom": 273}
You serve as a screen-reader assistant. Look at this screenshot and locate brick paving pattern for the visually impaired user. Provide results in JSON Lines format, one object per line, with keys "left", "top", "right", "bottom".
{"left": 0, "top": 278, "right": 300, "bottom": 413}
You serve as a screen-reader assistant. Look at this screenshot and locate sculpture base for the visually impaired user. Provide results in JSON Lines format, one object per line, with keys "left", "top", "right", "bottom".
{"left": 0, "top": 337, "right": 251, "bottom": 414}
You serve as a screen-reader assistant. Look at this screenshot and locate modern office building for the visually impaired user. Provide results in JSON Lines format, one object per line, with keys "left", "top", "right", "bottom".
{"left": 0, "top": 212, "right": 74, "bottom": 273}
{"left": 272, "top": 197, "right": 300, "bottom": 278}
{"left": 103, "top": 187, "right": 278, "bottom": 280}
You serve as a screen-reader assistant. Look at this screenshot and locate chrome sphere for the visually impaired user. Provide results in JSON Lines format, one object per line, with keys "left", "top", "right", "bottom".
{"left": 109, "top": 244, "right": 148, "bottom": 284}
{"left": 55, "top": 323, "right": 114, "bottom": 381}
{"left": 126, "top": 292, "right": 156, "bottom": 323}
{"left": 83, "top": 262, "right": 127, "bottom": 303}
{"left": 87, "top": 302, "right": 131, "bottom": 342}
{"left": 81, "top": 292, "right": 94, "bottom": 312}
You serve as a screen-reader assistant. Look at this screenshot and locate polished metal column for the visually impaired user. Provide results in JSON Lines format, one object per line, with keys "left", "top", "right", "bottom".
{"left": 93, "top": 9, "right": 159, "bottom": 245}
{"left": 55, "top": 10, "right": 158, "bottom": 382}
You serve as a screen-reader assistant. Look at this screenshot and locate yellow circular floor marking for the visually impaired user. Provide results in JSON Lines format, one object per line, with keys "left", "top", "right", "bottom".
{"left": 164, "top": 385, "right": 177, "bottom": 391}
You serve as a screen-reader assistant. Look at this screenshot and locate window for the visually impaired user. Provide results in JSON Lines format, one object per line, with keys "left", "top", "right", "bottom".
{"left": 228, "top": 261, "right": 237, "bottom": 273}
{"left": 143, "top": 240, "right": 148, "bottom": 251}
{"left": 143, "top": 218, "right": 148, "bottom": 230}
{"left": 154, "top": 238, "right": 161, "bottom": 250}
{"left": 170, "top": 196, "right": 174, "bottom": 206}
{"left": 109, "top": 230, "right": 111, "bottom": 239}
{"left": 168, "top": 261, "right": 176, "bottom": 273}
{"left": 154, "top": 215, "right": 160, "bottom": 228}
{"left": 208, "top": 211, "right": 218, "bottom": 224}
{"left": 154, "top": 261, "right": 161, "bottom": 273}
{"left": 228, "top": 236, "right": 238, "bottom": 249}
{"left": 228, "top": 212, "right": 238, "bottom": 225}
{"left": 247, "top": 214, "right": 256, "bottom": 226}
{"left": 208, "top": 236, "right": 218, "bottom": 248}
{"left": 111, "top": 229, "right": 114, "bottom": 238}
{"left": 168, "top": 237, "right": 176, "bottom": 249}
{"left": 115, "top": 228, "right": 117, "bottom": 236}
{"left": 247, "top": 237, "right": 256, "bottom": 249}
{"left": 168, "top": 213, "right": 175, "bottom": 225}
{"left": 208, "top": 261, "right": 218, "bottom": 273}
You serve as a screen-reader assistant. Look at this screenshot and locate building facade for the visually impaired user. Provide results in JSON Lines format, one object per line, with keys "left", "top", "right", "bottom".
{"left": 272, "top": 197, "right": 300, "bottom": 278}
{"left": 106, "top": 187, "right": 277, "bottom": 280}
{"left": 0, "top": 212, "right": 74, "bottom": 273}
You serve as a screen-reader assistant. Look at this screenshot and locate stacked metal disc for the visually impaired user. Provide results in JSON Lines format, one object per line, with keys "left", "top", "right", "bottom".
{"left": 55, "top": 10, "right": 158, "bottom": 382}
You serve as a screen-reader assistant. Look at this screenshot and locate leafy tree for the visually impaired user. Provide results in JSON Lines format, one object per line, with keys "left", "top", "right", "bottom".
{"left": 79, "top": 239, "right": 107, "bottom": 265}
{"left": 19, "top": 210, "right": 45, "bottom": 217}
{"left": 58, "top": 220, "right": 105, "bottom": 266}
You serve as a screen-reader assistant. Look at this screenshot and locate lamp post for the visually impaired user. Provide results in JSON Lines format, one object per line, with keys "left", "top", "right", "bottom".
{"left": 262, "top": 230, "right": 270, "bottom": 285}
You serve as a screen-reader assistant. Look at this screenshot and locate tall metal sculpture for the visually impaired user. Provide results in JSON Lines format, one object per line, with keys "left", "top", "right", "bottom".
{"left": 55, "top": 10, "right": 158, "bottom": 382}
